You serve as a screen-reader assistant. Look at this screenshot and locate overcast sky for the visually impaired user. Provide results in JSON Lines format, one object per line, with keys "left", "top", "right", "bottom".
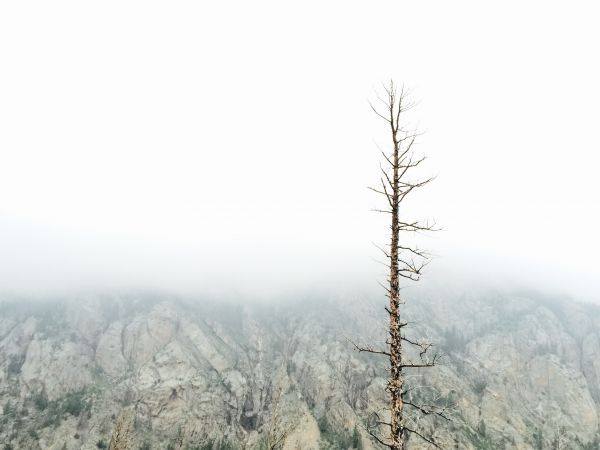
{"left": 1, "top": 1, "right": 599, "bottom": 300}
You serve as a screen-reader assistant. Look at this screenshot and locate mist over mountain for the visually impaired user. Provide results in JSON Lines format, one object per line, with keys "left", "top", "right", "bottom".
{"left": 1, "top": 287, "right": 600, "bottom": 449}
{"left": 2, "top": 1, "right": 600, "bottom": 302}
{"left": 1, "top": 213, "right": 598, "bottom": 305}
{"left": 2, "top": 1, "right": 600, "bottom": 449}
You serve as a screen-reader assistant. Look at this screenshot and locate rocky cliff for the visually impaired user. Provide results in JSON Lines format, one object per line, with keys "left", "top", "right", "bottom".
{"left": 1, "top": 289, "right": 599, "bottom": 449}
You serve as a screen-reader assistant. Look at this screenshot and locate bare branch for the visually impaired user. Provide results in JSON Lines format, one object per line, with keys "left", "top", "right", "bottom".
{"left": 370, "top": 101, "right": 392, "bottom": 124}
{"left": 350, "top": 339, "right": 391, "bottom": 357}
{"left": 400, "top": 336, "right": 433, "bottom": 356}
{"left": 366, "top": 427, "right": 393, "bottom": 449}
{"left": 380, "top": 164, "right": 395, "bottom": 191}
{"left": 373, "top": 242, "right": 391, "bottom": 259}
{"left": 403, "top": 400, "right": 451, "bottom": 421}
{"left": 378, "top": 145, "right": 394, "bottom": 167}
{"left": 377, "top": 280, "right": 391, "bottom": 295}
{"left": 398, "top": 244, "right": 430, "bottom": 259}
{"left": 397, "top": 219, "right": 438, "bottom": 232}
{"left": 404, "top": 426, "right": 443, "bottom": 449}
{"left": 401, "top": 352, "right": 441, "bottom": 369}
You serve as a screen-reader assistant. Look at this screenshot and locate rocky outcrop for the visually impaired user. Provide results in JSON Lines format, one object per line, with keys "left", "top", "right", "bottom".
{"left": 0, "top": 290, "right": 599, "bottom": 449}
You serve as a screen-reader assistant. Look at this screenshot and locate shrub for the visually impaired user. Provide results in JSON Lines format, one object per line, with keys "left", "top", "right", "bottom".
{"left": 62, "top": 391, "right": 86, "bottom": 416}
{"left": 3, "top": 401, "right": 14, "bottom": 418}
{"left": 33, "top": 391, "right": 48, "bottom": 411}
{"left": 318, "top": 416, "right": 353, "bottom": 449}
{"left": 351, "top": 425, "right": 362, "bottom": 450}
{"left": 6, "top": 355, "right": 24, "bottom": 376}
{"left": 473, "top": 378, "right": 488, "bottom": 396}
{"left": 442, "top": 327, "right": 468, "bottom": 354}
{"left": 41, "top": 401, "right": 62, "bottom": 428}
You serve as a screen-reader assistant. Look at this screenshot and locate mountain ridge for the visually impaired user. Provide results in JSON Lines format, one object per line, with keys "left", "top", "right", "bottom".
{"left": 1, "top": 289, "right": 599, "bottom": 449}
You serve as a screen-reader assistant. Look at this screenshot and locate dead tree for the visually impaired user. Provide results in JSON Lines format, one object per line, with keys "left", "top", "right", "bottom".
{"left": 353, "top": 82, "right": 449, "bottom": 450}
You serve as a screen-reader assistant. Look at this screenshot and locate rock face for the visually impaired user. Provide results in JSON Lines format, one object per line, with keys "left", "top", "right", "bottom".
{"left": 0, "top": 290, "right": 599, "bottom": 449}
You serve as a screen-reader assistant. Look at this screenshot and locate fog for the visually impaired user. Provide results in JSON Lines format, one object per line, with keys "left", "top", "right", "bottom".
{"left": 1, "top": 1, "right": 599, "bottom": 301}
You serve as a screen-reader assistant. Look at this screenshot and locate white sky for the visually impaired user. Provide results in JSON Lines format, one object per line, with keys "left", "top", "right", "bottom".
{"left": 1, "top": 1, "right": 599, "bottom": 299}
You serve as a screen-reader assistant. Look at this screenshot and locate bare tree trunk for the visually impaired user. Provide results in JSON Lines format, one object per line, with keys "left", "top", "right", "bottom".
{"left": 388, "top": 109, "right": 404, "bottom": 450}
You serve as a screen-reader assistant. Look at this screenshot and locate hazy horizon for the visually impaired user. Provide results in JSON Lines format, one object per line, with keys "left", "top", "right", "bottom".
{"left": 1, "top": 1, "right": 599, "bottom": 301}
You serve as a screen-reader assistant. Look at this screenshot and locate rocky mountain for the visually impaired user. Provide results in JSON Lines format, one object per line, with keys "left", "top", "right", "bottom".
{"left": 1, "top": 288, "right": 599, "bottom": 450}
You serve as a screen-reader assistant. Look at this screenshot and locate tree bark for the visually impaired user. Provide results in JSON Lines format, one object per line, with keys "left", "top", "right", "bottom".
{"left": 388, "top": 94, "right": 404, "bottom": 450}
